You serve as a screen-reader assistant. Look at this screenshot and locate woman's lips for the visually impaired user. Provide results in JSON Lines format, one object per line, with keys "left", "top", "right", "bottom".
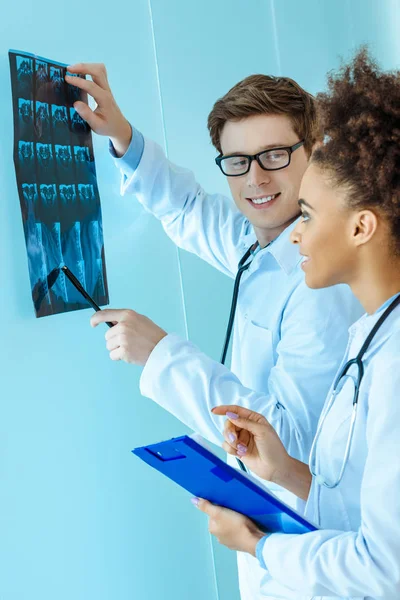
{"left": 301, "top": 256, "right": 310, "bottom": 270}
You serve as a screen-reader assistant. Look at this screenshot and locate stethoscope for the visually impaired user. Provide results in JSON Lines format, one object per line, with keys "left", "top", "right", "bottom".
{"left": 309, "top": 292, "right": 400, "bottom": 489}
{"left": 220, "top": 242, "right": 260, "bottom": 471}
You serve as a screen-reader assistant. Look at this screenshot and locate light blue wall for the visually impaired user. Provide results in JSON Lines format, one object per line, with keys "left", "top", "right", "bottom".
{"left": 1, "top": 1, "right": 399, "bottom": 600}
{"left": 0, "top": 2, "right": 217, "bottom": 599}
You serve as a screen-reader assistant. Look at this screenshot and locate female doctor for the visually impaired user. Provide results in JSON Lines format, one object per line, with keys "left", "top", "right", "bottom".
{"left": 192, "top": 49, "right": 400, "bottom": 599}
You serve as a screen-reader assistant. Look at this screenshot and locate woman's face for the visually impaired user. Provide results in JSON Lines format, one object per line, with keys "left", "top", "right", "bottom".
{"left": 290, "top": 164, "right": 358, "bottom": 289}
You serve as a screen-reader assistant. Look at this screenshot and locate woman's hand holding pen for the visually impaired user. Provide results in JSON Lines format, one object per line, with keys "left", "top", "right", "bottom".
{"left": 212, "top": 406, "right": 312, "bottom": 500}
{"left": 212, "top": 405, "right": 291, "bottom": 485}
{"left": 65, "top": 62, "right": 132, "bottom": 157}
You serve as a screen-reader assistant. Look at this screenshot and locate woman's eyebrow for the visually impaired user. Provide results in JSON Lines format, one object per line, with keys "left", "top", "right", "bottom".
{"left": 298, "top": 198, "right": 315, "bottom": 210}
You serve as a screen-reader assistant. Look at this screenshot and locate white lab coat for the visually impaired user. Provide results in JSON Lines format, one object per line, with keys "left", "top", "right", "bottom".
{"left": 113, "top": 136, "right": 363, "bottom": 600}
{"left": 258, "top": 299, "right": 400, "bottom": 600}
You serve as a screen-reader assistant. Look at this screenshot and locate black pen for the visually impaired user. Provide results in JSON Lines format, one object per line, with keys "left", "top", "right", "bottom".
{"left": 61, "top": 265, "right": 114, "bottom": 328}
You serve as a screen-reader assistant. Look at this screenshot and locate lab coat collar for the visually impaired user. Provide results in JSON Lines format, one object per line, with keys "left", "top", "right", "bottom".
{"left": 347, "top": 292, "right": 400, "bottom": 357}
{"left": 241, "top": 217, "right": 302, "bottom": 275}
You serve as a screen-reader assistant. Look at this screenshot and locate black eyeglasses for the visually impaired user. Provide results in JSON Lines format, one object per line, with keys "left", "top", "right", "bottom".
{"left": 215, "top": 140, "right": 305, "bottom": 177}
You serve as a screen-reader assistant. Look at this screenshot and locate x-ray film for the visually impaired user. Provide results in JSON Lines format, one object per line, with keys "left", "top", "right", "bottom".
{"left": 9, "top": 50, "right": 109, "bottom": 317}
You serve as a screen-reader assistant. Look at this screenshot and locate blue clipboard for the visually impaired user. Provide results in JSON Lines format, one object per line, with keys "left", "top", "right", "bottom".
{"left": 132, "top": 434, "right": 317, "bottom": 534}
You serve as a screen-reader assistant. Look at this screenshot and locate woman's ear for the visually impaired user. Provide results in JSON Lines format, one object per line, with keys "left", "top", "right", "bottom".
{"left": 352, "top": 210, "right": 379, "bottom": 247}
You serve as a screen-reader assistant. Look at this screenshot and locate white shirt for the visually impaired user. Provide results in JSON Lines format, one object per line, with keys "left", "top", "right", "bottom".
{"left": 113, "top": 135, "right": 363, "bottom": 600}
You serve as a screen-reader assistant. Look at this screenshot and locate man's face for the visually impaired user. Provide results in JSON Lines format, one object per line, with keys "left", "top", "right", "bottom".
{"left": 219, "top": 114, "right": 309, "bottom": 243}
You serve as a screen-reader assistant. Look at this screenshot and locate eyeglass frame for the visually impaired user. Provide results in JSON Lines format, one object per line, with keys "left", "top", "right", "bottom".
{"left": 215, "top": 140, "right": 305, "bottom": 177}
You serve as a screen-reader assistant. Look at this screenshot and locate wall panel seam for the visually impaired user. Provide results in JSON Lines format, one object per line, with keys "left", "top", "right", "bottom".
{"left": 269, "top": 0, "right": 282, "bottom": 75}
{"left": 147, "top": 0, "right": 190, "bottom": 342}
{"left": 146, "top": 2, "right": 220, "bottom": 599}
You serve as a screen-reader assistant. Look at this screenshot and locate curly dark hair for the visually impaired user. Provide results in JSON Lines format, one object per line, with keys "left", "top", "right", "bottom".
{"left": 312, "top": 47, "right": 400, "bottom": 253}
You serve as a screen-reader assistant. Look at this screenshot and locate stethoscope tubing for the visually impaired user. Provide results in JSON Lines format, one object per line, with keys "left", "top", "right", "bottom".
{"left": 220, "top": 244, "right": 256, "bottom": 473}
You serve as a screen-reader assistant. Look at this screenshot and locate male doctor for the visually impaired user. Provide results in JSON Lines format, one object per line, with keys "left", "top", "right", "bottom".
{"left": 66, "top": 64, "right": 361, "bottom": 600}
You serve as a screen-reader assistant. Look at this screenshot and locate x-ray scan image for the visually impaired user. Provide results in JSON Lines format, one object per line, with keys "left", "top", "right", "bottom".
{"left": 51, "top": 105, "right": 70, "bottom": 144}
{"left": 35, "top": 101, "right": 51, "bottom": 142}
{"left": 49, "top": 66, "right": 63, "bottom": 104}
{"left": 16, "top": 56, "right": 33, "bottom": 98}
{"left": 9, "top": 49, "right": 109, "bottom": 318}
{"left": 69, "top": 107, "right": 90, "bottom": 136}
{"left": 18, "top": 141, "right": 35, "bottom": 178}
{"left": 66, "top": 73, "right": 84, "bottom": 106}
{"left": 36, "top": 143, "right": 56, "bottom": 181}
{"left": 35, "top": 60, "right": 49, "bottom": 93}
{"left": 18, "top": 99, "right": 34, "bottom": 141}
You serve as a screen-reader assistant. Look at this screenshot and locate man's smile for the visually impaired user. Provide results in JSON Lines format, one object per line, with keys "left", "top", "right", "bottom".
{"left": 246, "top": 192, "right": 281, "bottom": 209}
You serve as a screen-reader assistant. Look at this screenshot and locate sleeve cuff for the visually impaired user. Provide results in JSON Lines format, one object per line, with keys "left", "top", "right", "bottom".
{"left": 140, "top": 333, "right": 184, "bottom": 398}
{"left": 109, "top": 124, "right": 145, "bottom": 179}
{"left": 256, "top": 534, "right": 272, "bottom": 570}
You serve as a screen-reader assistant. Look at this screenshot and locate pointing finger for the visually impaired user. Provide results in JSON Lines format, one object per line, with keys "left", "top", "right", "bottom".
{"left": 90, "top": 309, "right": 133, "bottom": 328}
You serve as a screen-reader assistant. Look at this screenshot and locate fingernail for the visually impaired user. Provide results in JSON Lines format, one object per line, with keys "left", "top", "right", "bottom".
{"left": 228, "top": 433, "right": 236, "bottom": 443}
{"left": 237, "top": 444, "right": 247, "bottom": 454}
{"left": 226, "top": 411, "right": 239, "bottom": 420}
{"left": 191, "top": 497, "right": 199, "bottom": 507}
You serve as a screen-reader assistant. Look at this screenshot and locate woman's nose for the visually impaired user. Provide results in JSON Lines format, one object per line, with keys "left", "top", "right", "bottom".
{"left": 290, "top": 224, "right": 301, "bottom": 245}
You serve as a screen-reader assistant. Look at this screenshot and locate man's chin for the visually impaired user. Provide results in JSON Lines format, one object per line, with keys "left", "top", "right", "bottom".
{"left": 246, "top": 213, "right": 296, "bottom": 233}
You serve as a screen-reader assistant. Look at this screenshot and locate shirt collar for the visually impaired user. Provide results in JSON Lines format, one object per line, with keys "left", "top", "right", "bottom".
{"left": 347, "top": 292, "right": 400, "bottom": 343}
{"left": 241, "top": 217, "right": 302, "bottom": 275}
{"left": 376, "top": 291, "right": 400, "bottom": 313}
